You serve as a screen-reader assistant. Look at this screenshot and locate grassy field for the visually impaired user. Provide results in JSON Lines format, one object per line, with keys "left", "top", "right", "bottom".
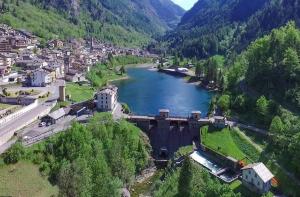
{"left": 203, "top": 128, "right": 247, "bottom": 160}
{"left": 66, "top": 83, "right": 95, "bottom": 103}
{"left": 86, "top": 63, "right": 126, "bottom": 87}
{"left": 0, "top": 161, "right": 58, "bottom": 197}
{"left": 202, "top": 128, "right": 260, "bottom": 163}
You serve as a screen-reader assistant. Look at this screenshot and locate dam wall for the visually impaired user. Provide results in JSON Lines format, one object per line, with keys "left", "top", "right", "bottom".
{"left": 127, "top": 110, "right": 211, "bottom": 159}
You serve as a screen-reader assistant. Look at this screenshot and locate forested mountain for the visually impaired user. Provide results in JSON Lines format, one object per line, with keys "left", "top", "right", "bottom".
{"left": 159, "top": 0, "right": 300, "bottom": 58}
{"left": 0, "top": 0, "right": 184, "bottom": 46}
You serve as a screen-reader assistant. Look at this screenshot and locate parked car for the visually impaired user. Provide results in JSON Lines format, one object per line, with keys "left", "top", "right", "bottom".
{"left": 22, "top": 136, "right": 31, "bottom": 140}
{"left": 39, "top": 122, "right": 46, "bottom": 127}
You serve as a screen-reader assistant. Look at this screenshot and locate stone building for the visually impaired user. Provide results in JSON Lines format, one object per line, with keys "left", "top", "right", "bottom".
{"left": 96, "top": 85, "right": 118, "bottom": 111}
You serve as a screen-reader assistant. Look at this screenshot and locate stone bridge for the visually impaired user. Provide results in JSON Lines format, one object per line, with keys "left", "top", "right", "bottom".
{"left": 127, "top": 109, "right": 216, "bottom": 159}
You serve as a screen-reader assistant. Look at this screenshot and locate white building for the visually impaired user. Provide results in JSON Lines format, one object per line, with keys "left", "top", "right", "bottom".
{"left": 241, "top": 163, "right": 274, "bottom": 194}
{"left": 30, "top": 69, "right": 52, "bottom": 87}
{"left": 96, "top": 85, "right": 118, "bottom": 111}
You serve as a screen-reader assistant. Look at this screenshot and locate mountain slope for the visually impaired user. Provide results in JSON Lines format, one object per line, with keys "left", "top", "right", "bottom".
{"left": 0, "top": 0, "right": 184, "bottom": 46}
{"left": 160, "top": 0, "right": 300, "bottom": 58}
{"left": 150, "top": 0, "right": 185, "bottom": 29}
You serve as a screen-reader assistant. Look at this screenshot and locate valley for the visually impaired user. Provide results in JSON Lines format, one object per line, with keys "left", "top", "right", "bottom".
{"left": 0, "top": 0, "right": 300, "bottom": 197}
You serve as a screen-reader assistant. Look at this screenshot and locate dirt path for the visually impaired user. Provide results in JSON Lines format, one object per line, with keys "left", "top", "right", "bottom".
{"left": 234, "top": 127, "right": 300, "bottom": 186}
{"left": 234, "top": 128, "right": 263, "bottom": 153}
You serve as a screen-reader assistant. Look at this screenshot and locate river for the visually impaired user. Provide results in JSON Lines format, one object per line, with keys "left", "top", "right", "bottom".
{"left": 112, "top": 67, "right": 214, "bottom": 117}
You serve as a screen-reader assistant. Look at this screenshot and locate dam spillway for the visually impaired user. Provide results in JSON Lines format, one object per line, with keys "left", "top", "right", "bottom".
{"left": 127, "top": 109, "right": 211, "bottom": 159}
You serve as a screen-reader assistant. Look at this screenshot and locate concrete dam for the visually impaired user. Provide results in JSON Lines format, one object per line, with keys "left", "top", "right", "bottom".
{"left": 127, "top": 109, "right": 212, "bottom": 159}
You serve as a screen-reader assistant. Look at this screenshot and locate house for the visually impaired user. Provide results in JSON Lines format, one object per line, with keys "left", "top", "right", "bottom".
{"left": 214, "top": 116, "right": 227, "bottom": 128}
{"left": 241, "top": 163, "right": 274, "bottom": 194}
{"left": 48, "top": 39, "right": 64, "bottom": 48}
{"left": 65, "top": 72, "right": 86, "bottom": 82}
{"left": 43, "top": 67, "right": 58, "bottom": 81}
{"left": 0, "top": 66, "right": 10, "bottom": 76}
{"left": 0, "top": 53, "right": 14, "bottom": 68}
{"left": 41, "top": 108, "right": 69, "bottom": 125}
{"left": 0, "top": 38, "right": 12, "bottom": 52}
{"left": 30, "top": 69, "right": 52, "bottom": 87}
{"left": 96, "top": 85, "right": 118, "bottom": 111}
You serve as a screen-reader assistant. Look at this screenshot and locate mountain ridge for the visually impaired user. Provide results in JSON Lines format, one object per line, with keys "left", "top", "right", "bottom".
{"left": 0, "top": 0, "right": 185, "bottom": 46}
{"left": 159, "top": 0, "right": 300, "bottom": 58}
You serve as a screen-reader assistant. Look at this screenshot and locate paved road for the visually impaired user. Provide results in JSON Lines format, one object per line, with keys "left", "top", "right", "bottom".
{"left": 22, "top": 115, "right": 76, "bottom": 146}
{"left": 0, "top": 102, "right": 54, "bottom": 153}
{"left": 0, "top": 102, "right": 54, "bottom": 133}
{"left": 226, "top": 120, "right": 268, "bottom": 135}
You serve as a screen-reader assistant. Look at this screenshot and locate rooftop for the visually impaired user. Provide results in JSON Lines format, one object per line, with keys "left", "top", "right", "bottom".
{"left": 98, "top": 85, "right": 118, "bottom": 95}
{"left": 242, "top": 162, "right": 274, "bottom": 183}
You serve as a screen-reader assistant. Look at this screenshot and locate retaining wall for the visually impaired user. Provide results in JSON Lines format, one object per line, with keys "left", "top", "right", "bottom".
{"left": 0, "top": 100, "right": 38, "bottom": 127}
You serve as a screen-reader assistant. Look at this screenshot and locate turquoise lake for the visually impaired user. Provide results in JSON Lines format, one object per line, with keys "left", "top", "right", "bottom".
{"left": 113, "top": 67, "right": 214, "bottom": 117}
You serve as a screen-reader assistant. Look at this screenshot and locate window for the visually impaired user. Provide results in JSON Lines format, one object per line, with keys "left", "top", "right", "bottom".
{"left": 255, "top": 174, "right": 257, "bottom": 178}
{"left": 245, "top": 175, "right": 248, "bottom": 180}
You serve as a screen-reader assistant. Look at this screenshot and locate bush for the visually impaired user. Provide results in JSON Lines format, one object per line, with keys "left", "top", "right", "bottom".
{"left": 3, "top": 143, "right": 25, "bottom": 164}
{"left": 122, "top": 103, "right": 131, "bottom": 114}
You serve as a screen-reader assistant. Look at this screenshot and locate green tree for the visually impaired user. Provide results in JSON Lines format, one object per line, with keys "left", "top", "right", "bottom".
{"left": 233, "top": 94, "right": 246, "bottom": 112}
{"left": 173, "top": 54, "right": 180, "bottom": 67}
{"left": 58, "top": 158, "right": 92, "bottom": 197}
{"left": 3, "top": 142, "right": 25, "bottom": 164}
{"left": 120, "top": 65, "right": 126, "bottom": 75}
{"left": 269, "top": 116, "right": 284, "bottom": 134}
{"left": 178, "top": 156, "right": 193, "bottom": 197}
{"left": 217, "top": 94, "right": 231, "bottom": 112}
{"left": 288, "top": 133, "right": 300, "bottom": 177}
{"left": 256, "top": 96, "right": 269, "bottom": 122}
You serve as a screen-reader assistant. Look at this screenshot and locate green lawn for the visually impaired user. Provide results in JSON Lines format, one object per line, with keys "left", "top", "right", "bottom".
{"left": 0, "top": 161, "right": 58, "bottom": 197}
{"left": 230, "top": 180, "right": 260, "bottom": 197}
{"left": 66, "top": 83, "right": 95, "bottom": 103}
{"left": 202, "top": 128, "right": 247, "bottom": 161}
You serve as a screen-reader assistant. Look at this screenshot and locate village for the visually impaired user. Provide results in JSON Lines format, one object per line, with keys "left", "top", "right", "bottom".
{"left": 0, "top": 24, "right": 284, "bottom": 196}
{"left": 0, "top": 24, "right": 154, "bottom": 149}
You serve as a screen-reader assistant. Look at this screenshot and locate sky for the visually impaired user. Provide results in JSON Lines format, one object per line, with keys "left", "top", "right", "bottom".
{"left": 172, "top": 0, "right": 198, "bottom": 10}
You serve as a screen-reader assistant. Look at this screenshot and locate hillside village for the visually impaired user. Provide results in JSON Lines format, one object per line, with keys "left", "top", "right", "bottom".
{"left": 0, "top": 24, "right": 152, "bottom": 86}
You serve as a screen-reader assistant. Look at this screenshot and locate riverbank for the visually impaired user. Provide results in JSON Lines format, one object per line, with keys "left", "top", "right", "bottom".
{"left": 127, "top": 63, "right": 157, "bottom": 68}
{"left": 108, "top": 63, "right": 157, "bottom": 83}
{"left": 159, "top": 68, "right": 220, "bottom": 92}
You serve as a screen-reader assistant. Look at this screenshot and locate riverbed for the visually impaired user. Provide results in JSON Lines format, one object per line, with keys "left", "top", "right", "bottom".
{"left": 112, "top": 67, "right": 214, "bottom": 117}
